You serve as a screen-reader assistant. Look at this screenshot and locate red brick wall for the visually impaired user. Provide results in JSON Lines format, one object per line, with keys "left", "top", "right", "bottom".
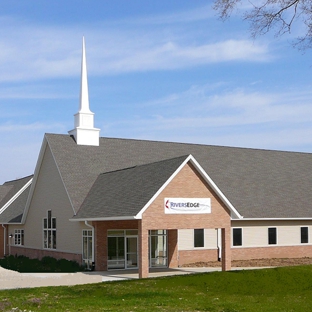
{"left": 10, "top": 246, "right": 82, "bottom": 264}
{"left": 168, "top": 229, "right": 178, "bottom": 268}
{"left": 142, "top": 163, "right": 231, "bottom": 230}
{"left": 232, "top": 245, "right": 312, "bottom": 260}
{"left": 94, "top": 162, "right": 232, "bottom": 273}
{"left": 178, "top": 249, "right": 219, "bottom": 266}
{"left": 94, "top": 220, "right": 139, "bottom": 271}
{"left": 140, "top": 162, "right": 232, "bottom": 275}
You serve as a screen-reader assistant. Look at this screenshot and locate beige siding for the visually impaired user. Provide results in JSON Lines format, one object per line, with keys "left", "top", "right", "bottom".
{"left": 205, "top": 229, "right": 217, "bottom": 249}
{"left": 178, "top": 229, "right": 193, "bottom": 250}
{"left": 241, "top": 227, "right": 268, "bottom": 247}
{"left": 178, "top": 228, "right": 217, "bottom": 250}
{"left": 232, "top": 220, "right": 312, "bottom": 247}
{"left": 23, "top": 143, "right": 85, "bottom": 254}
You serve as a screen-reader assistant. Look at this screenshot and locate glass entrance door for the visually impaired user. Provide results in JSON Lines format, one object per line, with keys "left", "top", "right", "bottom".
{"left": 126, "top": 236, "right": 138, "bottom": 269}
{"left": 107, "top": 230, "right": 138, "bottom": 270}
{"left": 149, "top": 230, "right": 168, "bottom": 268}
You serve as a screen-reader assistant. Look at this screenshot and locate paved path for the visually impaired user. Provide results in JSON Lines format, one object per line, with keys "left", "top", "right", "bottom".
{"left": 0, "top": 266, "right": 265, "bottom": 290}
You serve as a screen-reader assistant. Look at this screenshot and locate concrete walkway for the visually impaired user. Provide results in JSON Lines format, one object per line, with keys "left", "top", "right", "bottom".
{"left": 0, "top": 266, "right": 266, "bottom": 290}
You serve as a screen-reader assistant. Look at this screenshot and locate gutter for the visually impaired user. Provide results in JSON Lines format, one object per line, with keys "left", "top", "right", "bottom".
{"left": 1, "top": 224, "right": 6, "bottom": 255}
{"left": 232, "top": 217, "right": 312, "bottom": 221}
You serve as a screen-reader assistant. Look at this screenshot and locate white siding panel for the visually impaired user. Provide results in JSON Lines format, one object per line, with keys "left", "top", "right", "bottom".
{"left": 204, "top": 229, "right": 217, "bottom": 249}
{"left": 178, "top": 229, "right": 193, "bottom": 250}
{"left": 243, "top": 227, "right": 268, "bottom": 247}
{"left": 178, "top": 229, "right": 217, "bottom": 250}
{"left": 24, "top": 144, "right": 84, "bottom": 254}
{"left": 278, "top": 226, "right": 299, "bottom": 245}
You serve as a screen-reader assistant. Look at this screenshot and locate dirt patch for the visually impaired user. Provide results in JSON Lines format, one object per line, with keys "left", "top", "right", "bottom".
{"left": 182, "top": 257, "right": 312, "bottom": 268}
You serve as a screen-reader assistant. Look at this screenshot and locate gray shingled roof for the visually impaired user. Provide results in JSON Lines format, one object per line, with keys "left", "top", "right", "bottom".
{"left": 75, "top": 155, "right": 189, "bottom": 219}
{"left": 0, "top": 175, "right": 33, "bottom": 223}
{"left": 45, "top": 133, "right": 312, "bottom": 219}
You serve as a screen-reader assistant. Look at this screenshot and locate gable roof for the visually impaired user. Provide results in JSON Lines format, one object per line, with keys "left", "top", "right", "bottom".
{"left": 0, "top": 175, "right": 33, "bottom": 224}
{"left": 73, "top": 155, "right": 241, "bottom": 221}
{"left": 74, "top": 155, "right": 190, "bottom": 220}
{"left": 44, "top": 133, "right": 312, "bottom": 219}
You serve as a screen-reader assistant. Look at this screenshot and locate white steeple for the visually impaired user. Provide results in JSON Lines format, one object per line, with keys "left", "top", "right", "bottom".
{"left": 68, "top": 37, "right": 100, "bottom": 146}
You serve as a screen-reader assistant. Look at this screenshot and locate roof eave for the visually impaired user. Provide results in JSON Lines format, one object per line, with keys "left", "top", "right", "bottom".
{"left": 70, "top": 216, "right": 138, "bottom": 222}
{"left": 135, "top": 154, "right": 243, "bottom": 220}
{"left": 232, "top": 217, "right": 312, "bottom": 221}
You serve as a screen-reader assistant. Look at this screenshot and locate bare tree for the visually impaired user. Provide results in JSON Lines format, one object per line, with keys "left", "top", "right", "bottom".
{"left": 213, "top": 0, "right": 312, "bottom": 49}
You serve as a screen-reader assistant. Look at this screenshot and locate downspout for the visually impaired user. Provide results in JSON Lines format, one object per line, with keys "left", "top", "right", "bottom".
{"left": 85, "top": 221, "right": 95, "bottom": 270}
{"left": 2, "top": 224, "right": 6, "bottom": 256}
{"left": 217, "top": 228, "right": 222, "bottom": 261}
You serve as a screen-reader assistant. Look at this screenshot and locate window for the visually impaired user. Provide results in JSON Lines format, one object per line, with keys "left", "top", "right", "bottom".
{"left": 14, "top": 229, "right": 24, "bottom": 245}
{"left": 194, "top": 229, "right": 204, "bottom": 248}
{"left": 233, "top": 228, "right": 242, "bottom": 246}
{"left": 268, "top": 227, "right": 277, "bottom": 245}
{"left": 301, "top": 227, "right": 309, "bottom": 244}
{"left": 82, "top": 230, "right": 93, "bottom": 269}
{"left": 43, "top": 210, "right": 56, "bottom": 249}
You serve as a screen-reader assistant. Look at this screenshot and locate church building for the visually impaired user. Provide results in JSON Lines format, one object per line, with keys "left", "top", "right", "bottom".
{"left": 1, "top": 38, "right": 312, "bottom": 278}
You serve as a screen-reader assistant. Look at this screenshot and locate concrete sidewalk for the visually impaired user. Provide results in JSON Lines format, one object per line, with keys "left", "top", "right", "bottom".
{"left": 0, "top": 266, "right": 268, "bottom": 290}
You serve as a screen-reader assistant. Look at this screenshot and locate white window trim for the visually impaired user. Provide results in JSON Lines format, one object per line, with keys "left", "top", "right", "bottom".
{"left": 232, "top": 227, "right": 243, "bottom": 247}
{"left": 193, "top": 229, "right": 205, "bottom": 248}
{"left": 14, "top": 229, "right": 24, "bottom": 246}
{"left": 268, "top": 227, "right": 278, "bottom": 245}
{"left": 300, "top": 226, "right": 309, "bottom": 244}
{"left": 43, "top": 210, "right": 56, "bottom": 250}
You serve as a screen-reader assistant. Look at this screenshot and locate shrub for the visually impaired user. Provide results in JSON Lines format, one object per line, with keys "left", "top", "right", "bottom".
{"left": 0, "top": 255, "right": 83, "bottom": 273}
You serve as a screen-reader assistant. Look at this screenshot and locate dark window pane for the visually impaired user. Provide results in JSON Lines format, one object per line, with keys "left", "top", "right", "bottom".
{"left": 194, "top": 229, "right": 204, "bottom": 247}
{"left": 268, "top": 228, "right": 277, "bottom": 245}
{"left": 233, "top": 228, "right": 242, "bottom": 246}
{"left": 301, "top": 227, "right": 309, "bottom": 244}
{"left": 52, "top": 218, "right": 56, "bottom": 229}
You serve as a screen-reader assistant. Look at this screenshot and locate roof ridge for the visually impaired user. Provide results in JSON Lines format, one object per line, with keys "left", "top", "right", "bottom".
{"left": 98, "top": 154, "right": 190, "bottom": 177}
{"left": 3, "top": 174, "right": 34, "bottom": 185}
{"left": 44, "top": 133, "right": 312, "bottom": 155}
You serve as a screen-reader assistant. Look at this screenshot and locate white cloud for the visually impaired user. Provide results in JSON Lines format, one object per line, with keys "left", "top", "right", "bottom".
{"left": 0, "top": 12, "right": 271, "bottom": 83}
{"left": 102, "top": 85, "right": 312, "bottom": 151}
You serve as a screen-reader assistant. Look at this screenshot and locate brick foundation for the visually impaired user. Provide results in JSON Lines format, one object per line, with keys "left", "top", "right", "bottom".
{"left": 232, "top": 245, "right": 312, "bottom": 261}
{"left": 10, "top": 246, "right": 82, "bottom": 264}
{"left": 178, "top": 249, "right": 219, "bottom": 266}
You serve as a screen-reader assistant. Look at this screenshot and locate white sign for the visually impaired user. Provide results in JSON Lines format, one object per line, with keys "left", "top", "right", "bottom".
{"left": 164, "top": 198, "right": 211, "bottom": 214}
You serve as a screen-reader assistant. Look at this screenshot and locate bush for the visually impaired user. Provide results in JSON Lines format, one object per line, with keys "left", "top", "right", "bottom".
{"left": 0, "top": 255, "right": 83, "bottom": 273}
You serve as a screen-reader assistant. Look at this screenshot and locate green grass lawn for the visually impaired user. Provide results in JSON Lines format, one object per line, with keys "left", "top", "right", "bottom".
{"left": 1, "top": 265, "right": 312, "bottom": 311}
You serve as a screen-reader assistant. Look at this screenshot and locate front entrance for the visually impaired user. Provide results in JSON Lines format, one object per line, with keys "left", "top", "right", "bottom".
{"left": 107, "top": 229, "right": 168, "bottom": 270}
{"left": 107, "top": 230, "right": 138, "bottom": 270}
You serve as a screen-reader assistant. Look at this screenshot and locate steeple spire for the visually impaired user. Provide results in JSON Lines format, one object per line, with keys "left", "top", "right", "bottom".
{"left": 68, "top": 37, "right": 100, "bottom": 146}
{"left": 79, "top": 36, "right": 91, "bottom": 113}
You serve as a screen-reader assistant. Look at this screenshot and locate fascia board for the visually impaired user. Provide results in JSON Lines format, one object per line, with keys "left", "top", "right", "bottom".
{"left": 134, "top": 155, "right": 192, "bottom": 219}
{"left": 135, "top": 154, "right": 242, "bottom": 220}
{"left": 0, "top": 178, "right": 32, "bottom": 215}
{"left": 45, "top": 136, "right": 77, "bottom": 216}
{"left": 232, "top": 218, "right": 312, "bottom": 221}
{"left": 22, "top": 134, "right": 77, "bottom": 224}
{"left": 188, "top": 156, "right": 242, "bottom": 219}
{"left": 21, "top": 136, "right": 48, "bottom": 224}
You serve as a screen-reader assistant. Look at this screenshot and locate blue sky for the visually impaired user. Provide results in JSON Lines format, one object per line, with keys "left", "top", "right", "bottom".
{"left": 1, "top": 1, "right": 312, "bottom": 184}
